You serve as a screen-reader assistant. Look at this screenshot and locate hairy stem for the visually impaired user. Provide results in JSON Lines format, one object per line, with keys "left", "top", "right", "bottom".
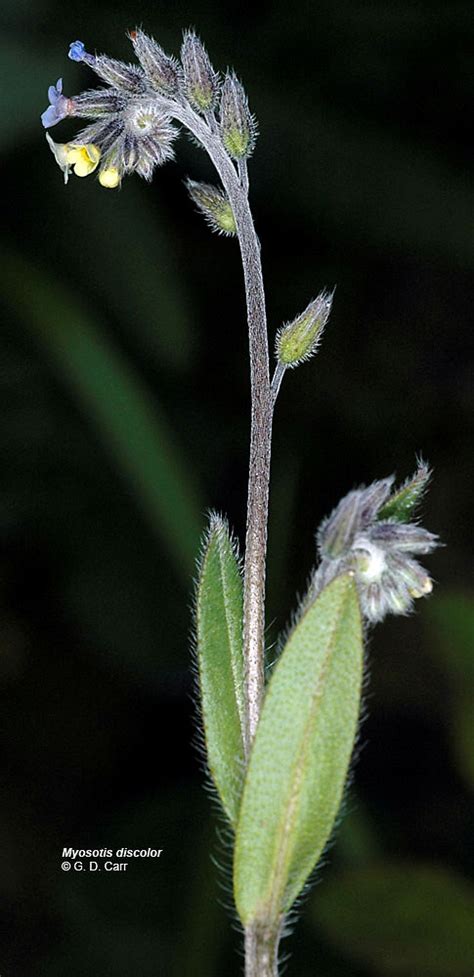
{"left": 238, "top": 157, "right": 250, "bottom": 195}
{"left": 245, "top": 921, "right": 282, "bottom": 977}
{"left": 167, "top": 101, "right": 277, "bottom": 975}
{"left": 170, "top": 102, "right": 273, "bottom": 755}
{"left": 228, "top": 184, "right": 272, "bottom": 756}
{"left": 271, "top": 361, "right": 287, "bottom": 405}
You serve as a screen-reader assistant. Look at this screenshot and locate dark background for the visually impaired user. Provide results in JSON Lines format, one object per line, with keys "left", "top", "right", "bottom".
{"left": 1, "top": 2, "right": 473, "bottom": 975}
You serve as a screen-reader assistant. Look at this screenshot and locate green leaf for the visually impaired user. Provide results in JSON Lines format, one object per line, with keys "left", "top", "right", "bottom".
{"left": 196, "top": 514, "right": 245, "bottom": 825}
{"left": 234, "top": 574, "right": 363, "bottom": 925}
{"left": 1, "top": 249, "right": 202, "bottom": 578}
{"left": 378, "top": 460, "right": 431, "bottom": 522}
{"left": 313, "top": 863, "right": 474, "bottom": 977}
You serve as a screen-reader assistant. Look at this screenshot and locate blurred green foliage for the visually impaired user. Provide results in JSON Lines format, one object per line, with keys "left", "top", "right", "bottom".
{"left": 1, "top": 0, "right": 472, "bottom": 974}
{"left": 2, "top": 250, "right": 202, "bottom": 576}
{"left": 426, "top": 594, "right": 474, "bottom": 789}
{"left": 313, "top": 864, "right": 474, "bottom": 976}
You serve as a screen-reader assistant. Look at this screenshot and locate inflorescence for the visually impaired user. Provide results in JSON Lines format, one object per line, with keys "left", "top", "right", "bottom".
{"left": 41, "top": 31, "right": 440, "bottom": 626}
{"left": 41, "top": 30, "right": 256, "bottom": 190}
{"left": 314, "top": 462, "right": 439, "bottom": 623}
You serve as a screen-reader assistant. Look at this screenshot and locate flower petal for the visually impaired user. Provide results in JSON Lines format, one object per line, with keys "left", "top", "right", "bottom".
{"left": 45, "top": 133, "right": 72, "bottom": 183}
{"left": 68, "top": 40, "right": 87, "bottom": 62}
{"left": 41, "top": 105, "right": 60, "bottom": 128}
{"left": 71, "top": 144, "right": 101, "bottom": 176}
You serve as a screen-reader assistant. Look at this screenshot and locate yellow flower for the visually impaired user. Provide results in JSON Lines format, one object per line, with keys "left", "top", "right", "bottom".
{"left": 98, "top": 166, "right": 121, "bottom": 189}
{"left": 65, "top": 144, "right": 100, "bottom": 177}
{"left": 45, "top": 134, "right": 100, "bottom": 183}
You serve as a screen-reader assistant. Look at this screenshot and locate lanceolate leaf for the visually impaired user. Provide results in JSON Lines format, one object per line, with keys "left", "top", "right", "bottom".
{"left": 234, "top": 574, "right": 363, "bottom": 925}
{"left": 196, "top": 515, "right": 245, "bottom": 825}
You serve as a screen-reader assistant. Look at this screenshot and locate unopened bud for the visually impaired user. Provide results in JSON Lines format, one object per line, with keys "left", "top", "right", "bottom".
{"left": 129, "top": 29, "right": 181, "bottom": 95}
{"left": 219, "top": 73, "right": 257, "bottom": 159}
{"left": 69, "top": 41, "right": 146, "bottom": 94}
{"left": 316, "top": 474, "right": 438, "bottom": 624}
{"left": 275, "top": 289, "right": 333, "bottom": 368}
{"left": 318, "top": 478, "right": 393, "bottom": 560}
{"left": 369, "top": 521, "right": 438, "bottom": 554}
{"left": 410, "top": 577, "right": 433, "bottom": 598}
{"left": 381, "top": 550, "right": 434, "bottom": 603}
{"left": 186, "top": 180, "right": 236, "bottom": 236}
{"left": 181, "top": 30, "right": 219, "bottom": 112}
{"left": 98, "top": 166, "right": 121, "bottom": 189}
{"left": 318, "top": 491, "right": 361, "bottom": 559}
{"left": 377, "top": 459, "right": 432, "bottom": 523}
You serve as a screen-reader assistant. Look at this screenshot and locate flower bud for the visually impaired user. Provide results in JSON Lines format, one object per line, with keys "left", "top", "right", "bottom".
{"left": 186, "top": 179, "right": 236, "bottom": 236}
{"left": 318, "top": 492, "right": 363, "bottom": 560}
{"left": 98, "top": 165, "right": 121, "bottom": 189}
{"left": 181, "top": 30, "right": 219, "bottom": 112}
{"left": 314, "top": 470, "right": 439, "bottom": 625}
{"left": 94, "top": 55, "right": 146, "bottom": 93}
{"left": 377, "top": 460, "right": 432, "bottom": 523}
{"left": 369, "top": 521, "right": 438, "bottom": 554}
{"left": 386, "top": 551, "right": 433, "bottom": 598}
{"left": 219, "top": 73, "right": 257, "bottom": 159}
{"left": 69, "top": 90, "right": 125, "bottom": 118}
{"left": 275, "top": 290, "right": 333, "bottom": 368}
{"left": 68, "top": 40, "right": 146, "bottom": 94}
{"left": 129, "top": 29, "right": 181, "bottom": 95}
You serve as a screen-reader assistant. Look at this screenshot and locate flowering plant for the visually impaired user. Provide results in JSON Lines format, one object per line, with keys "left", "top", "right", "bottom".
{"left": 42, "top": 29, "right": 439, "bottom": 977}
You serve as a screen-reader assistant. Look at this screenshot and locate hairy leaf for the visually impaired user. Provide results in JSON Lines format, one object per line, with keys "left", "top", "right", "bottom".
{"left": 196, "top": 514, "right": 245, "bottom": 825}
{"left": 234, "top": 574, "right": 363, "bottom": 925}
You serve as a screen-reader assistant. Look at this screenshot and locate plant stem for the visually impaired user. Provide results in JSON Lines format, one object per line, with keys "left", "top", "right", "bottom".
{"left": 271, "top": 361, "right": 287, "bottom": 405}
{"left": 225, "top": 181, "right": 272, "bottom": 757}
{"left": 167, "top": 101, "right": 279, "bottom": 975}
{"left": 170, "top": 103, "right": 273, "bottom": 755}
{"left": 238, "top": 157, "right": 250, "bottom": 195}
{"left": 244, "top": 921, "right": 281, "bottom": 977}
{"left": 221, "top": 177, "right": 276, "bottom": 972}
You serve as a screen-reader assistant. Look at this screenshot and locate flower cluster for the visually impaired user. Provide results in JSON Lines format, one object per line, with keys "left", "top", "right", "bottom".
{"left": 314, "top": 463, "right": 439, "bottom": 623}
{"left": 41, "top": 35, "right": 178, "bottom": 189}
{"left": 41, "top": 30, "right": 257, "bottom": 191}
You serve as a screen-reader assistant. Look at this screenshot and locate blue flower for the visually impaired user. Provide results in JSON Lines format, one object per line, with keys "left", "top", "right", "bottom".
{"left": 40, "top": 78, "right": 70, "bottom": 129}
{"left": 42, "top": 31, "right": 180, "bottom": 186}
{"left": 68, "top": 40, "right": 87, "bottom": 63}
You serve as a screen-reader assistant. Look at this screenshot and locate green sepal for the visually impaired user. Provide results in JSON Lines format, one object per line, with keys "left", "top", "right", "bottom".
{"left": 275, "top": 290, "right": 333, "bottom": 368}
{"left": 378, "top": 460, "right": 431, "bottom": 523}
{"left": 222, "top": 127, "right": 251, "bottom": 160}
{"left": 186, "top": 180, "right": 237, "bottom": 237}
{"left": 195, "top": 514, "right": 245, "bottom": 825}
{"left": 234, "top": 573, "right": 363, "bottom": 925}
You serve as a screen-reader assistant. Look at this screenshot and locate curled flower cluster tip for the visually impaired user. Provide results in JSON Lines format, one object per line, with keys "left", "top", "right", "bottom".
{"left": 314, "top": 464, "right": 439, "bottom": 623}
{"left": 41, "top": 34, "right": 183, "bottom": 189}
{"left": 41, "top": 29, "right": 257, "bottom": 191}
